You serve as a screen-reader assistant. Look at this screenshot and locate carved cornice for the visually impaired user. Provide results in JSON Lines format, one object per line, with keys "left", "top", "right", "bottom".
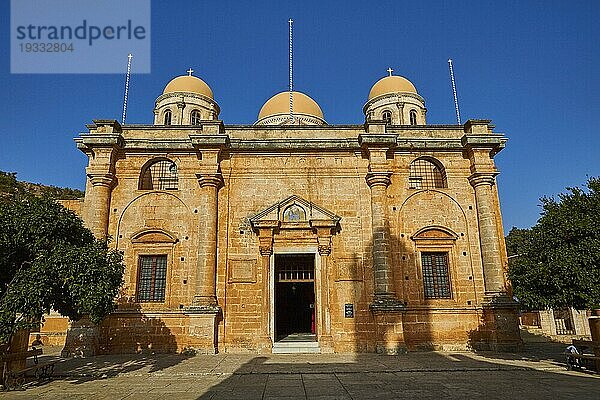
{"left": 76, "top": 134, "right": 124, "bottom": 150}
{"left": 189, "top": 133, "right": 229, "bottom": 148}
{"left": 461, "top": 134, "right": 507, "bottom": 157}
{"left": 468, "top": 172, "right": 498, "bottom": 188}
{"left": 358, "top": 134, "right": 397, "bottom": 148}
{"left": 365, "top": 171, "right": 392, "bottom": 188}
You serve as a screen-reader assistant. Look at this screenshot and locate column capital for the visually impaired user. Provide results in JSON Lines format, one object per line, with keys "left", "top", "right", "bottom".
{"left": 366, "top": 171, "right": 392, "bottom": 188}
{"left": 468, "top": 172, "right": 498, "bottom": 188}
{"left": 87, "top": 172, "right": 116, "bottom": 188}
{"left": 196, "top": 172, "right": 224, "bottom": 188}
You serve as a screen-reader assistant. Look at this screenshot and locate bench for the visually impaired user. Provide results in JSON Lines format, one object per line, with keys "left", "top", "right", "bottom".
{"left": 1, "top": 347, "right": 56, "bottom": 390}
{"left": 566, "top": 340, "right": 600, "bottom": 372}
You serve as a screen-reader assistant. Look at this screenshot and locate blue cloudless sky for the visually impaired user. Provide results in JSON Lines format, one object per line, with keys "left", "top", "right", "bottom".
{"left": 1, "top": 0, "right": 598, "bottom": 231}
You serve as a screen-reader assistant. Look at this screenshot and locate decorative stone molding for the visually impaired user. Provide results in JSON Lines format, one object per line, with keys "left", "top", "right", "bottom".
{"left": 259, "top": 239, "right": 274, "bottom": 256}
{"left": 318, "top": 244, "right": 331, "bottom": 256}
{"left": 249, "top": 195, "right": 341, "bottom": 233}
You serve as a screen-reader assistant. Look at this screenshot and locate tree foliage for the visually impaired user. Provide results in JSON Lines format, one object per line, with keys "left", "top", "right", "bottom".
{"left": 506, "top": 177, "right": 600, "bottom": 310}
{"left": 0, "top": 192, "right": 123, "bottom": 343}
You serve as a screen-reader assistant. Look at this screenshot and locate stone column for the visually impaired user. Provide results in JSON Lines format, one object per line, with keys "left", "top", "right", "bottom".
{"left": 469, "top": 173, "right": 505, "bottom": 295}
{"left": 192, "top": 173, "right": 223, "bottom": 307}
{"left": 85, "top": 172, "right": 116, "bottom": 239}
{"left": 366, "top": 171, "right": 395, "bottom": 299}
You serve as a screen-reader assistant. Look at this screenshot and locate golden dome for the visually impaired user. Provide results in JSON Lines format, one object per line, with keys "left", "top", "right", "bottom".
{"left": 368, "top": 75, "right": 417, "bottom": 100}
{"left": 163, "top": 75, "right": 214, "bottom": 99}
{"left": 258, "top": 91, "right": 324, "bottom": 120}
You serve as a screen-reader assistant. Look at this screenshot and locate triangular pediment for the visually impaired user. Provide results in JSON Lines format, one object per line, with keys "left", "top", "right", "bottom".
{"left": 249, "top": 195, "right": 341, "bottom": 229}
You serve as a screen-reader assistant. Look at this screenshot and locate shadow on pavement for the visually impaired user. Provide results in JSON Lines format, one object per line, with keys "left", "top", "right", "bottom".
{"left": 11, "top": 342, "right": 599, "bottom": 399}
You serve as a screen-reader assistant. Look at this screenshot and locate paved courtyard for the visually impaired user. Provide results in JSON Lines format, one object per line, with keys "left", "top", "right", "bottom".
{"left": 2, "top": 342, "right": 599, "bottom": 399}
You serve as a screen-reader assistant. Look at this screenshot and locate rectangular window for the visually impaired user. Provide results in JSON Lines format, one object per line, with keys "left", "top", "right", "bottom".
{"left": 137, "top": 255, "right": 167, "bottom": 302}
{"left": 421, "top": 252, "right": 451, "bottom": 299}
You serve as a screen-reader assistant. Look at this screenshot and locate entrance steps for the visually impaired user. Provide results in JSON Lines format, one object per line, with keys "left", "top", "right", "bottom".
{"left": 272, "top": 341, "right": 320, "bottom": 354}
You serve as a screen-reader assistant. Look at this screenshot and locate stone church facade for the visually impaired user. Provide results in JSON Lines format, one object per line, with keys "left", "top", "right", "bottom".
{"left": 61, "top": 72, "right": 521, "bottom": 354}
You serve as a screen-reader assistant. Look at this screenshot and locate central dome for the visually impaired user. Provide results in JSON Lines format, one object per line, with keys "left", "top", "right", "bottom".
{"left": 368, "top": 75, "right": 417, "bottom": 100}
{"left": 258, "top": 91, "right": 324, "bottom": 121}
{"left": 163, "top": 75, "right": 214, "bottom": 99}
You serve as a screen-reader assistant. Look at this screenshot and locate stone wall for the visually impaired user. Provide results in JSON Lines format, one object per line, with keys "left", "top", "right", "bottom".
{"left": 58, "top": 119, "right": 519, "bottom": 354}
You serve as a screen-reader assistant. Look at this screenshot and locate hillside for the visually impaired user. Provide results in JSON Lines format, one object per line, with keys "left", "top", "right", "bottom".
{"left": 0, "top": 171, "right": 84, "bottom": 199}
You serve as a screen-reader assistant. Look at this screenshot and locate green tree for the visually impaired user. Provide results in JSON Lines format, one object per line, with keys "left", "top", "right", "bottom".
{"left": 507, "top": 177, "right": 600, "bottom": 310}
{"left": 0, "top": 193, "right": 124, "bottom": 344}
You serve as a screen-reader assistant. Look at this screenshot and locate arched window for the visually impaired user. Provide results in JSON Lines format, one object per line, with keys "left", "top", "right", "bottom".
{"left": 190, "top": 110, "right": 201, "bottom": 125}
{"left": 139, "top": 159, "right": 178, "bottom": 190}
{"left": 382, "top": 110, "right": 392, "bottom": 125}
{"left": 409, "top": 110, "right": 418, "bottom": 126}
{"left": 163, "top": 110, "right": 172, "bottom": 126}
{"left": 409, "top": 157, "right": 447, "bottom": 189}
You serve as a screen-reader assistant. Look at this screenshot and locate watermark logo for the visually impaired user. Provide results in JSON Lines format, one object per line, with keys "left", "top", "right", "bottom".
{"left": 11, "top": 0, "right": 151, "bottom": 74}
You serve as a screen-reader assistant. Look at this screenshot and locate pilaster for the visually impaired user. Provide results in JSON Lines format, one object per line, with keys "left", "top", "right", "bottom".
{"left": 255, "top": 221, "right": 279, "bottom": 352}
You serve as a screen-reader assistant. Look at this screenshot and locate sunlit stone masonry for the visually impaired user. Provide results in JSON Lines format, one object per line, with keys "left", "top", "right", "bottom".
{"left": 56, "top": 70, "right": 521, "bottom": 355}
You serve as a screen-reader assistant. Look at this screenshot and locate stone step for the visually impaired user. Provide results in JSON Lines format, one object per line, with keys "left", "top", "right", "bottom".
{"left": 272, "top": 341, "right": 321, "bottom": 354}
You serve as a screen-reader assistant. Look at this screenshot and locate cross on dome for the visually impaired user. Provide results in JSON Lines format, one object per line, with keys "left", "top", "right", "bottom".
{"left": 187, "top": 68, "right": 194, "bottom": 76}
{"left": 387, "top": 67, "right": 394, "bottom": 76}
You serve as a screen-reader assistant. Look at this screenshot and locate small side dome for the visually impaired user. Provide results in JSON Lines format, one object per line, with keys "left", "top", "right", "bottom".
{"left": 368, "top": 75, "right": 417, "bottom": 100}
{"left": 257, "top": 91, "right": 324, "bottom": 123}
{"left": 163, "top": 75, "right": 214, "bottom": 99}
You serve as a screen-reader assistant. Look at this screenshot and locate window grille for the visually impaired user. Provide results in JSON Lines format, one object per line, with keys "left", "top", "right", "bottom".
{"left": 163, "top": 110, "right": 172, "bottom": 126}
{"left": 275, "top": 255, "right": 314, "bottom": 282}
{"left": 139, "top": 159, "right": 178, "bottom": 190}
{"left": 137, "top": 255, "right": 167, "bottom": 302}
{"left": 191, "top": 110, "right": 201, "bottom": 125}
{"left": 409, "top": 158, "right": 447, "bottom": 189}
{"left": 421, "top": 252, "right": 451, "bottom": 299}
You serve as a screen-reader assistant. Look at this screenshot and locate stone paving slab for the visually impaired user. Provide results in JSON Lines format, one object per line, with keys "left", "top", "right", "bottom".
{"left": 1, "top": 343, "right": 598, "bottom": 399}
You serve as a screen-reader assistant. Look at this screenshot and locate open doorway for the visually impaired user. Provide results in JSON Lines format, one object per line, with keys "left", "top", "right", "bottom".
{"left": 274, "top": 254, "right": 315, "bottom": 342}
